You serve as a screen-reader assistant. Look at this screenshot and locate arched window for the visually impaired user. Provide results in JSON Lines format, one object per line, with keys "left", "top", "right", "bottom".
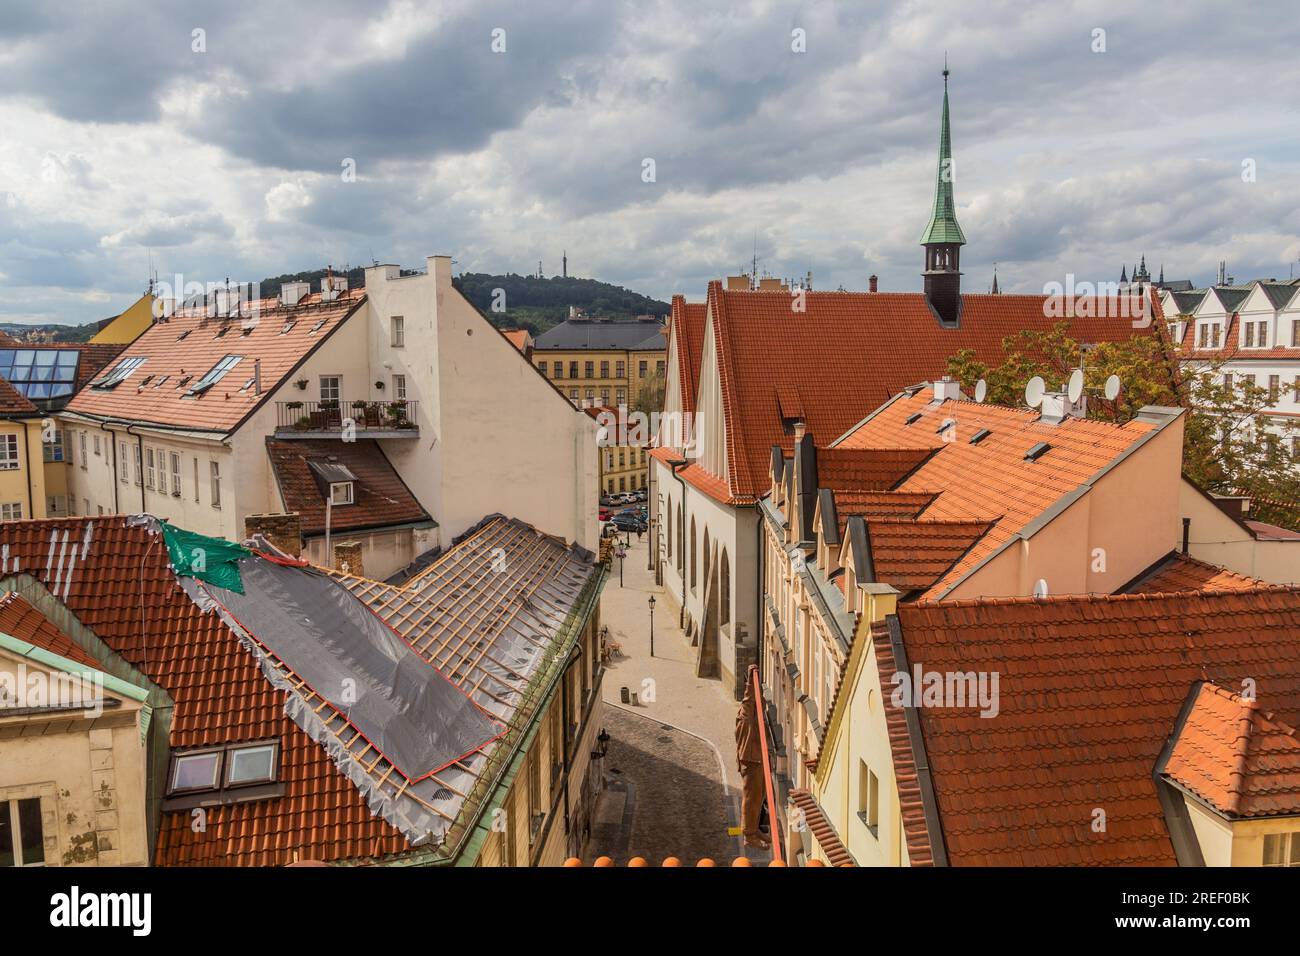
{"left": 690, "top": 517, "right": 697, "bottom": 591}
{"left": 666, "top": 499, "right": 673, "bottom": 558}
{"left": 703, "top": 530, "right": 711, "bottom": 587}
{"left": 720, "top": 549, "right": 730, "bottom": 626}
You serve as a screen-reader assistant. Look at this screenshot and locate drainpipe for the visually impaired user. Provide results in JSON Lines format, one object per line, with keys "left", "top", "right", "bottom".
{"left": 127, "top": 425, "right": 146, "bottom": 513}
{"left": 100, "top": 422, "right": 120, "bottom": 514}
{"left": 1, "top": 417, "right": 36, "bottom": 519}
{"left": 754, "top": 500, "right": 765, "bottom": 686}
{"left": 669, "top": 459, "right": 688, "bottom": 629}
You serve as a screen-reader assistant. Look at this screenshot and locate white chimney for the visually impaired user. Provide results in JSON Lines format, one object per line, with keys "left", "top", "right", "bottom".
{"left": 1038, "top": 391, "right": 1086, "bottom": 424}
{"left": 320, "top": 275, "right": 349, "bottom": 302}
{"left": 280, "top": 281, "right": 309, "bottom": 307}
{"left": 933, "top": 377, "right": 962, "bottom": 402}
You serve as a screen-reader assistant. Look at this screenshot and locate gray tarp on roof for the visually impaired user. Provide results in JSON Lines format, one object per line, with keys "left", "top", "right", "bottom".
{"left": 201, "top": 556, "right": 501, "bottom": 779}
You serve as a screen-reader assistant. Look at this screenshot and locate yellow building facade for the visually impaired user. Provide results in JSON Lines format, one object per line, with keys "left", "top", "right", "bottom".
{"left": 89, "top": 293, "right": 156, "bottom": 345}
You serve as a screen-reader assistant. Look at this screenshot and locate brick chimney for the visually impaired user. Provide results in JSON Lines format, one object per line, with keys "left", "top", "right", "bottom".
{"left": 869, "top": 275, "right": 878, "bottom": 292}
{"left": 333, "top": 541, "right": 364, "bottom": 578}
{"left": 245, "top": 512, "right": 302, "bottom": 558}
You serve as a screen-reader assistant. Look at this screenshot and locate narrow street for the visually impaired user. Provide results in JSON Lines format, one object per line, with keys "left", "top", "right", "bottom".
{"left": 587, "top": 533, "right": 771, "bottom": 865}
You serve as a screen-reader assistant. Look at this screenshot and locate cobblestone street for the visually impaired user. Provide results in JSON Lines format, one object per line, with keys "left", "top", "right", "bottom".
{"left": 586, "top": 534, "right": 770, "bottom": 864}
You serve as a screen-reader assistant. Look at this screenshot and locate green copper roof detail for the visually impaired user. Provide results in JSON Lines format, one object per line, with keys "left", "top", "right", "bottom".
{"left": 920, "top": 73, "right": 966, "bottom": 247}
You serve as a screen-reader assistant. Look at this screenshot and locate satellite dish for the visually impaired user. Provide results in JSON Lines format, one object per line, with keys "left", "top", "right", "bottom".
{"left": 1067, "top": 369, "right": 1084, "bottom": 404}
{"left": 1104, "top": 374, "right": 1121, "bottom": 401}
{"left": 1024, "top": 375, "right": 1046, "bottom": 408}
{"left": 1033, "top": 579, "right": 1049, "bottom": 599}
{"left": 974, "top": 379, "right": 987, "bottom": 403}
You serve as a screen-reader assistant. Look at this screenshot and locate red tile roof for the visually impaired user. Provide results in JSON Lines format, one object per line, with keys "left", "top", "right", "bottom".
{"left": 265, "top": 438, "right": 430, "bottom": 536}
{"left": 502, "top": 329, "right": 532, "bottom": 353}
{"left": 788, "top": 789, "right": 854, "bottom": 866}
{"left": 1246, "top": 520, "right": 1300, "bottom": 541}
{"left": 837, "top": 389, "right": 1159, "bottom": 598}
{"left": 0, "top": 514, "right": 599, "bottom": 866}
{"left": 880, "top": 589, "right": 1300, "bottom": 866}
{"left": 0, "top": 516, "right": 402, "bottom": 865}
{"left": 0, "top": 591, "right": 101, "bottom": 669}
{"left": 866, "top": 518, "right": 994, "bottom": 594}
{"left": 817, "top": 446, "right": 935, "bottom": 491}
{"left": 669, "top": 297, "right": 706, "bottom": 414}
{"left": 65, "top": 290, "right": 365, "bottom": 433}
{"left": 0, "top": 377, "right": 37, "bottom": 416}
{"left": 1163, "top": 682, "right": 1300, "bottom": 819}
{"left": 1128, "top": 553, "right": 1279, "bottom": 594}
{"left": 702, "top": 284, "right": 1160, "bottom": 502}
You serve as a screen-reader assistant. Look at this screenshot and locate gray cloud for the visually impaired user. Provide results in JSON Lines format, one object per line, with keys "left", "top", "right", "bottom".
{"left": 1, "top": 0, "right": 1299, "bottom": 323}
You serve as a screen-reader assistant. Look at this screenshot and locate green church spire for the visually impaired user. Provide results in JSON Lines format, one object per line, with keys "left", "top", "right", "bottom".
{"left": 920, "top": 65, "right": 966, "bottom": 246}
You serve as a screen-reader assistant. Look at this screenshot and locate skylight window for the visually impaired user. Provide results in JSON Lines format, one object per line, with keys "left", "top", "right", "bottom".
{"left": 970, "top": 428, "right": 991, "bottom": 445}
{"left": 280, "top": 319, "right": 297, "bottom": 335}
{"left": 904, "top": 412, "right": 922, "bottom": 426}
{"left": 168, "top": 750, "right": 222, "bottom": 794}
{"left": 187, "top": 355, "right": 242, "bottom": 395}
{"left": 309, "top": 318, "right": 327, "bottom": 333}
{"left": 93, "top": 356, "right": 147, "bottom": 389}
{"left": 226, "top": 742, "right": 278, "bottom": 787}
{"left": 0, "top": 349, "right": 80, "bottom": 400}
{"left": 936, "top": 418, "right": 956, "bottom": 434}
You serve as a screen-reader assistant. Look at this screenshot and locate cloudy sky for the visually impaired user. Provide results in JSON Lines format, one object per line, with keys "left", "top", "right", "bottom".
{"left": 2, "top": 0, "right": 1298, "bottom": 325}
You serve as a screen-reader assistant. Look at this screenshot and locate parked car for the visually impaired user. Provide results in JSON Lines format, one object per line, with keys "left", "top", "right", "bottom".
{"left": 598, "top": 508, "right": 612, "bottom": 522}
{"left": 610, "top": 511, "right": 647, "bottom": 533}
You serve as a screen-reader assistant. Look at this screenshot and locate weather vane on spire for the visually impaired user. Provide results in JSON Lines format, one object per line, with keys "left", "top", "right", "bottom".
{"left": 943, "top": 52, "right": 949, "bottom": 83}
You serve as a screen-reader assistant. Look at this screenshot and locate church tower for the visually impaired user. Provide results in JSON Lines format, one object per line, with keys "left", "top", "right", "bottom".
{"left": 921, "top": 65, "right": 966, "bottom": 325}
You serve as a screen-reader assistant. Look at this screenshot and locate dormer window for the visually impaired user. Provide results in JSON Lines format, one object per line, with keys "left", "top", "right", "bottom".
{"left": 1243, "top": 319, "right": 1269, "bottom": 348}
{"left": 1196, "top": 323, "right": 1222, "bottom": 349}
{"left": 330, "top": 481, "right": 354, "bottom": 506}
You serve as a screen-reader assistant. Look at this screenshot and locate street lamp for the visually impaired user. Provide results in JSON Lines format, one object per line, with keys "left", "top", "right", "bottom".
{"left": 615, "top": 541, "right": 627, "bottom": 588}
{"left": 647, "top": 595, "right": 656, "bottom": 658}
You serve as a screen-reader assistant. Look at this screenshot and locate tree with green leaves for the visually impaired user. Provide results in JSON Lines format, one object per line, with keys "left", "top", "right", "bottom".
{"left": 945, "top": 322, "right": 1300, "bottom": 529}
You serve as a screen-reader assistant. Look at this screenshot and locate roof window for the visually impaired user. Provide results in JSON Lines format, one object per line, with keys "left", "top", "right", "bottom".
{"left": 187, "top": 355, "right": 242, "bottom": 396}
{"left": 904, "top": 412, "right": 922, "bottom": 426}
{"left": 1024, "top": 441, "right": 1051, "bottom": 461}
{"left": 969, "top": 428, "right": 991, "bottom": 445}
{"left": 92, "top": 356, "right": 147, "bottom": 389}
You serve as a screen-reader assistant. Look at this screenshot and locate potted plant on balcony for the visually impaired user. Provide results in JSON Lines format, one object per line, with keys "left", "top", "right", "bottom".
{"left": 294, "top": 415, "right": 312, "bottom": 431}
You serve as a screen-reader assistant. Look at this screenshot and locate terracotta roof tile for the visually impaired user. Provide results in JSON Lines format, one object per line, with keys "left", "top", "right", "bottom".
{"left": 789, "top": 789, "right": 854, "bottom": 866}
{"left": 1128, "top": 553, "right": 1280, "bottom": 594}
{"left": 867, "top": 518, "right": 994, "bottom": 594}
{"left": 66, "top": 290, "right": 365, "bottom": 433}
{"left": 883, "top": 589, "right": 1300, "bottom": 866}
{"left": 0, "top": 591, "right": 101, "bottom": 669}
{"left": 705, "top": 284, "right": 1160, "bottom": 501}
{"left": 669, "top": 297, "right": 706, "bottom": 414}
{"left": 1163, "top": 682, "right": 1300, "bottom": 819}
{"left": 266, "top": 438, "right": 430, "bottom": 536}
{"left": 837, "top": 390, "right": 1157, "bottom": 598}
{"left": 0, "top": 377, "right": 38, "bottom": 416}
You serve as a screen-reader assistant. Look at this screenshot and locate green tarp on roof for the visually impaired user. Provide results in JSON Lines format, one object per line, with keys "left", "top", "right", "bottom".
{"left": 161, "top": 521, "right": 250, "bottom": 594}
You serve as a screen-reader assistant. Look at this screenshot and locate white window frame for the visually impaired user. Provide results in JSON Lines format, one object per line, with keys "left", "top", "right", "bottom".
{"left": 170, "top": 452, "right": 182, "bottom": 497}
{"left": 1263, "top": 831, "right": 1300, "bottom": 867}
{"left": 118, "top": 441, "right": 129, "bottom": 483}
{"left": 1, "top": 796, "right": 46, "bottom": 867}
{"left": 392, "top": 374, "right": 407, "bottom": 401}
{"left": 79, "top": 431, "right": 87, "bottom": 470}
{"left": 0, "top": 435, "right": 18, "bottom": 471}
{"left": 391, "top": 315, "right": 405, "bottom": 348}
{"left": 0, "top": 503, "right": 22, "bottom": 521}
{"left": 210, "top": 460, "right": 222, "bottom": 509}
{"left": 329, "top": 481, "right": 354, "bottom": 506}
{"left": 319, "top": 375, "right": 341, "bottom": 404}
{"left": 168, "top": 750, "right": 223, "bottom": 795}
{"left": 225, "top": 742, "right": 279, "bottom": 787}
{"left": 146, "top": 448, "right": 156, "bottom": 490}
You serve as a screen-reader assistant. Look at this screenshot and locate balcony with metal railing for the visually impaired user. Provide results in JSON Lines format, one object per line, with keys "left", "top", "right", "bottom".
{"left": 274, "top": 399, "right": 419, "bottom": 438}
